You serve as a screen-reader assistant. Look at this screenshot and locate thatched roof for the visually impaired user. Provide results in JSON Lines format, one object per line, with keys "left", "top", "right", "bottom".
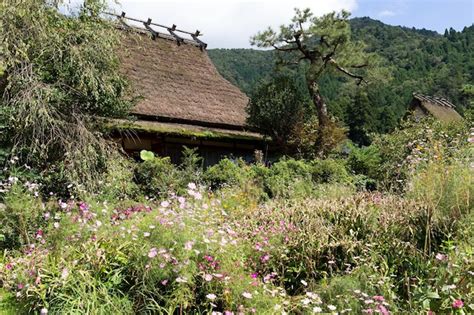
{"left": 409, "top": 93, "right": 463, "bottom": 122}
{"left": 116, "top": 18, "right": 249, "bottom": 129}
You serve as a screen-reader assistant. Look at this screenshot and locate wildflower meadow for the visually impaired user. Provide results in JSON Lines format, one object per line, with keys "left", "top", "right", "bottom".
{"left": 0, "top": 120, "right": 472, "bottom": 314}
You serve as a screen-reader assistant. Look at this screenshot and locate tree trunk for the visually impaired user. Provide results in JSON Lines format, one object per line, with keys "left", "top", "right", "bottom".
{"left": 306, "top": 78, "right": 331, "bottom": 157}
{"left": 307, "top": 81, "right": 329, "bottom": 128}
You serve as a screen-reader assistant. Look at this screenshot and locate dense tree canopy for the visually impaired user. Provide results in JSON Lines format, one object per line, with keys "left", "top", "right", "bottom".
{"left": 247, "top": 74, "right": 311, "bottom": 146}
{"left": 209, "top": 18, "right": 474, "bottom": 134}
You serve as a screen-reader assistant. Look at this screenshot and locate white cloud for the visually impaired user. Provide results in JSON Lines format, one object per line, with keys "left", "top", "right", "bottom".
{"left": 98, "top": 0, "right": 358, "bottom": 48}
{"left": 378, "top": 10, "right": 396, "bottom": 17}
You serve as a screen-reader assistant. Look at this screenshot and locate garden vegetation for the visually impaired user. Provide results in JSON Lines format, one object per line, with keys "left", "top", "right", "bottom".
{"left": 0, "top": 1, "right": 473, "bottom": 315}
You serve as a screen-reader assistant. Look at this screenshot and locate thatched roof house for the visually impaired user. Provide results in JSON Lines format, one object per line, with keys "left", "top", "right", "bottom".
{"left": 109, "top": 13, "right": 266, "bottom": 165}
{"left": 408, "top": 93, "right": 463, "bottom": 122}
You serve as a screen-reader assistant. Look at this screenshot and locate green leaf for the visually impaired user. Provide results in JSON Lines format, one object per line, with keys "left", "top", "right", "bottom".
{"left": 426, "top": 291, "right": 441, "bottom": 299}
{"left": 140, "top": 150, "right": 155, "bottom": 161}
{"left": 422, "top": 299, "right": 431, "bottom": 309}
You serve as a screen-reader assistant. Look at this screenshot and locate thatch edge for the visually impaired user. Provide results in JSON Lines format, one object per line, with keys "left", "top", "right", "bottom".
{"left": 105, "top": 119, "right": 266, "bottom": 142}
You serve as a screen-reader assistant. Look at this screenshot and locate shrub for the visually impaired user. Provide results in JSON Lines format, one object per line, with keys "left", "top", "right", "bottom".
{"left": 0, "top": 184, "right": 43, "bottom": 250}
{"left": 263, "top": 159, "right": 313, "bottom": 198}
{"left": 347, "top": 144, "right": 381, "bottom": 179}
{"left": 310, "top": 158, "right": 352, "bottom": 185}
{"left": 98, "top": 156, "right": 139, "bottom": 200}
{"left": 134, "top": 156, "right": 180, "bottom": 197}
{"left": 372, "top": 118, "right": 469, "bottom": 190}
{"left": 290, "top": 117, "right": 347, "bottom": 158}
{"left": 177, "top": 146, "right": 203, "bottom": 188}
{"left": 203, "top": 158, "right": 245, "bottom": 189}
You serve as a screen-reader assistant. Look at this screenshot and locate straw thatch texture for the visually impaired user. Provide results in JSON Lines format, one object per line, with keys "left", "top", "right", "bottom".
{"left": 410, "top": 93, "right": 463, "bottom": 122}
{"left": 119, "top": 32, "right": 249, "bottom": 128}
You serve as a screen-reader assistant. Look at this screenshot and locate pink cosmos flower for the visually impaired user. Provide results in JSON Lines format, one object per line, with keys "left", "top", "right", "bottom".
{"left": 435, "top": 253, "right": 447, "bottom": 261}
{"left": 5, "top": 263, "right": 13, "bottom": 270}
{"left": 452, "top": 299, "right": 464, "bottom": 309}
{"left": 373, "top": 295, "right": 385, "bottom": 302}
{"left": 184, "top": 241, "right": 194, "bottom": 250}
{"left": 260, "top": 254, "right": 270, "bottom": 263}
{"left": 377, "top": 304, "right": 389, "bottom": 315}
{"left": 250, "top": 273, "right": 258, "bottom": 279}
{"left": 204, "top": 274, "right": 213, "bottom": 282}
{"left": 61, "top": 268, "right": 69, "bottom": 279}
{"left": 79, "top": 202, "right": 89, "bottom": 212}
{"left": 161, "top": 279, "right": 168, "bottom": 285}
{"left": 160, "top": 201, "right": 170, "bottom": 208}
{"left": 148, "top": 248, "right": 158, "bottom": 258}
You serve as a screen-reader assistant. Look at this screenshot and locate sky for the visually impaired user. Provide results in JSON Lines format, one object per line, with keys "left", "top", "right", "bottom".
{"left": 67, "top": 0, "right": 473, "bottom": 48}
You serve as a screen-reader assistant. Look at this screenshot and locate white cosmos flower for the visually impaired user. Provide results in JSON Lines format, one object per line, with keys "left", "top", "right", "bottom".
{"left": 301, "top": 298, "right": 311, "bottom": 305}
{"left": 206, "top": 293, "right": 217, "bottom": 300}
{"left": 242, "top": 292, "right": 252, "bottom": 299}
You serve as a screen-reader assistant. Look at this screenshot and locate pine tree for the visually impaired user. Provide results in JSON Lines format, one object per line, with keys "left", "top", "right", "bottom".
{"left": 347, "top": 90, "right": 373, "bottom": 146}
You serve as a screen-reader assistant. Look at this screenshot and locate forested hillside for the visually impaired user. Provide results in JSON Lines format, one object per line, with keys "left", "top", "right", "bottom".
{"left": 209, "top": 17, "right": 474, "bottom": 133}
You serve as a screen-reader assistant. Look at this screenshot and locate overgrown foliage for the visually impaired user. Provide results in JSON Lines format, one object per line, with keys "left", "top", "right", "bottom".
{"left": 0, "top": 120, "right": 472, "bottom": 314}
{"left": 247, "top": 73, "right": 312, "bottom": 147}
{"left": 0, "top": 0, "right": 133, "bottom": 187}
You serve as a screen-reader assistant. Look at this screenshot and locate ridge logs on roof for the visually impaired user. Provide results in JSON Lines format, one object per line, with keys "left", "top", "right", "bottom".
{"left": 413, "top": 93, "right": 456, "bottom": 109}
{"left": 105, "top": 11, "right": 208, "bottom": 50}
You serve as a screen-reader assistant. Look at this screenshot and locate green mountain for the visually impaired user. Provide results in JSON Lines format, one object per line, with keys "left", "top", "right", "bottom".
{"left": 208, "top": 17, "right": 473, "bottom": 133}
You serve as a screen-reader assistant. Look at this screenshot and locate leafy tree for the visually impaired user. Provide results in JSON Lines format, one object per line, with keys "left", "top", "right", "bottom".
{"left": 0, "top": 0, "right": 133, "bottom": 186}
{"left": 247, "top": 74, "right": 311, "bottom": 147}
{"left": 251, "top": 9, "right": 377, "bottom": 134}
